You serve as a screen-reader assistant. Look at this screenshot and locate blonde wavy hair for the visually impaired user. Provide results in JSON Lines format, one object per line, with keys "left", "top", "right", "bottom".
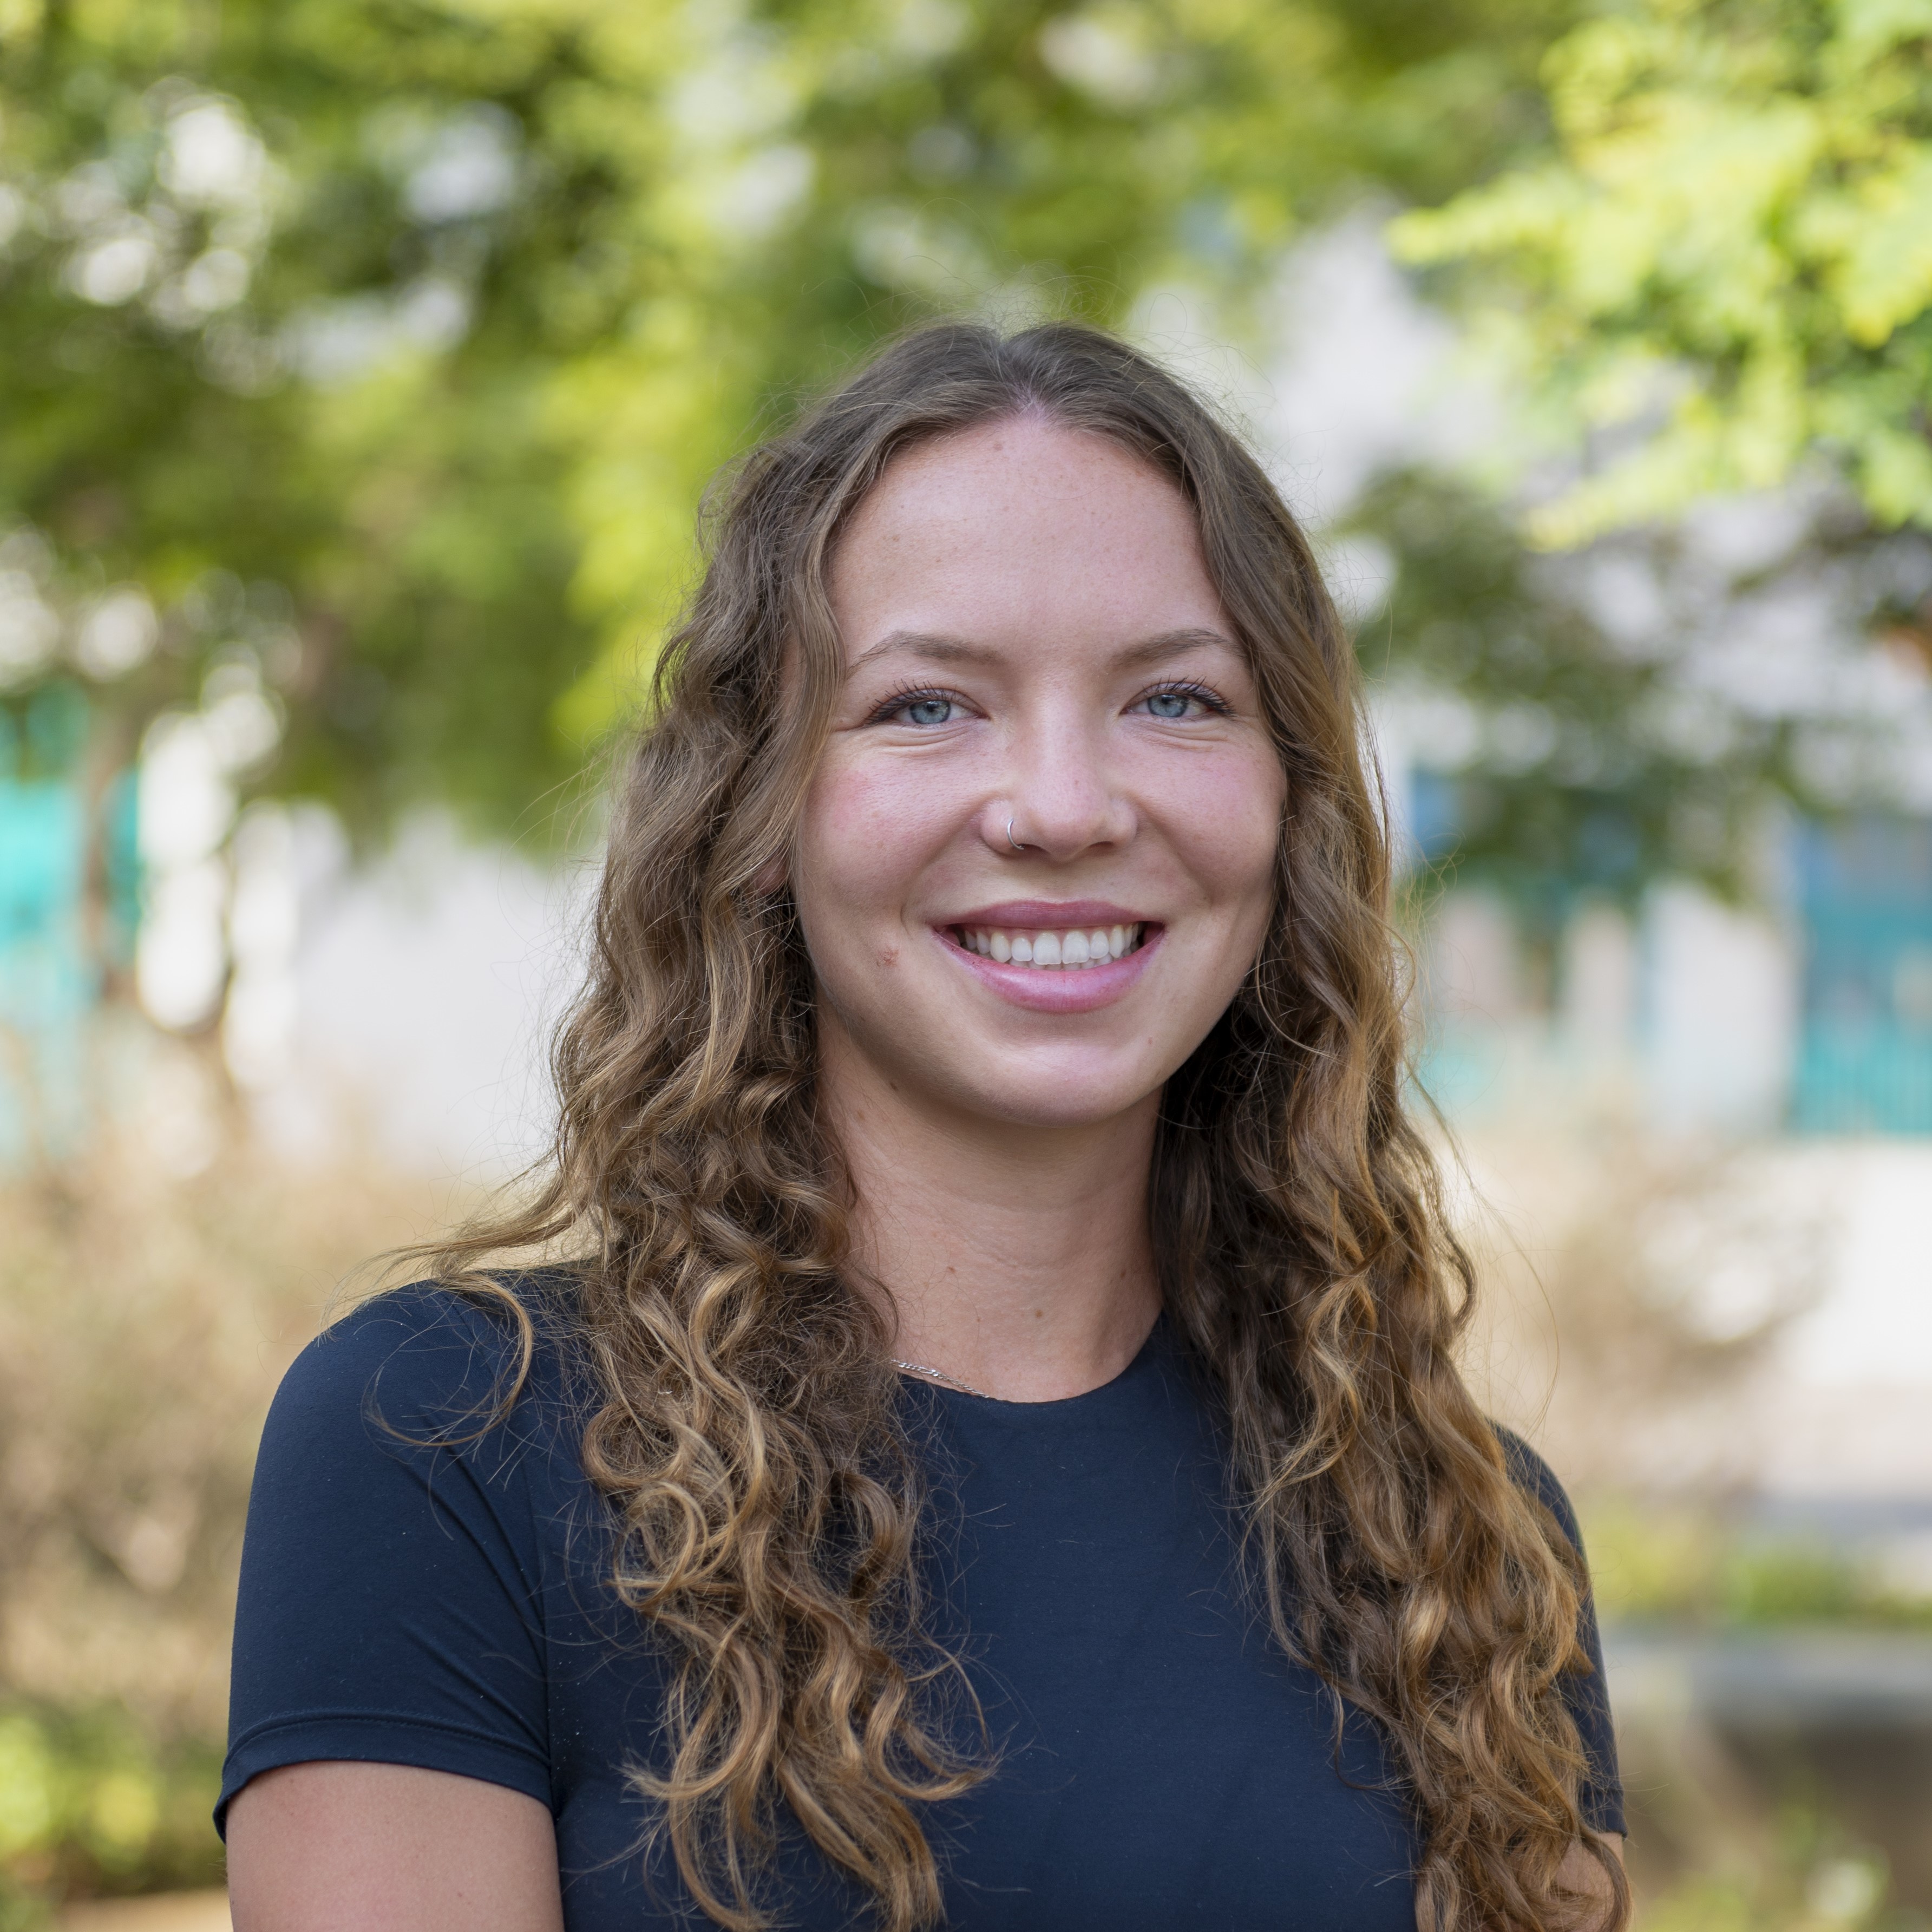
{"left": 427, "top": 322, "right": 1627, "bottom": 1932}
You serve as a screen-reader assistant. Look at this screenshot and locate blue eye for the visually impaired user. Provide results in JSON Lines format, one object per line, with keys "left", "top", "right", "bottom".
{"left": 864, "top": 686, "right": 967, "bottom": 729}
{"left": 1139, "top": 683, "right": 1228, "bottom": 720}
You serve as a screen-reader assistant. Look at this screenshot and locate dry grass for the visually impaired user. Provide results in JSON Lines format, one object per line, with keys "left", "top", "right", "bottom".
{"left": 0, "top": 1102, "right": 468, "bottom": 1740}
{"left": 0, "top": 1058, "right": 480, "bottom": 1915}
{"left": 1445, "top": 1120, "right": 1833, "bottom": 1497}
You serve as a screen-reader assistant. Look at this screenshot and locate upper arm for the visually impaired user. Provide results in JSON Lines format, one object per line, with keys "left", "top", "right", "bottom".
{"left": 222, "top": 1291, "right": 559, "bottom": 1833}
{"left": 227, "top": 1761, "right": 564, "bottom": 1932}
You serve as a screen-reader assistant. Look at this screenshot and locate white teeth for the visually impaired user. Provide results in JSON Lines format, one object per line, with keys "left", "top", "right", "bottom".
{"left": 957, "top": 924, "right": 1145, "bottom": 970}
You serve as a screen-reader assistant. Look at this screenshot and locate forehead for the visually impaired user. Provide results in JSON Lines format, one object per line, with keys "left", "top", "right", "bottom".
{"left": 828, "top": 415, "right": 1229, "bottom": 658}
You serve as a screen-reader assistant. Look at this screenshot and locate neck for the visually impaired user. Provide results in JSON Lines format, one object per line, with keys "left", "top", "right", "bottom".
{"left": 819, "top": 1029, "right": 1162, "bottom": 1404}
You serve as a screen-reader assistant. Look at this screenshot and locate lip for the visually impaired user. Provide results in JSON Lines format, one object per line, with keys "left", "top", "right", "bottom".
{"left": 931, "top": 911, "right": 1164, "bottom": 1014}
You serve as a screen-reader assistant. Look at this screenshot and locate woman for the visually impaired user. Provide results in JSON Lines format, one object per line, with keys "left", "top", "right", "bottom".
{"left": 221, "top": 322, "right": 1627, "bottom": 1932}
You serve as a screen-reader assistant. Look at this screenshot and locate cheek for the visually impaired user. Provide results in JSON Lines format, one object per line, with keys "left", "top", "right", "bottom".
{"left": 794, "top": 753, "right": 964, "bottom": 919}
{"left": 1154, "top": 748, "right": 1285, "bottom": 910}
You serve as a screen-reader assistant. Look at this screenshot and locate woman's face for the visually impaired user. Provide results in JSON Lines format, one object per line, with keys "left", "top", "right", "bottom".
{"left": 791, "top": 413, "right": 1286, "bottom": 1132}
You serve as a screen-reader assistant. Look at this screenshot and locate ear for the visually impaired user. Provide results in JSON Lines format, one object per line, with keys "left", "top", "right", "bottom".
{"left": 750, "top": 853, "right": 788, "bottom": 898}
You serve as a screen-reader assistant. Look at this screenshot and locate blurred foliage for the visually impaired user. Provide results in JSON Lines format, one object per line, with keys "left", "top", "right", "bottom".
{"left": 1352, "top": 470, "right": 1815, "bottom": 915}
{"left": 0, "top": 0, "right": 1576, "bottom": 838}
{"left": 1391, "top": 0, "right": 1932, "bottom": 549}
{"left": 0, "top": 1064, "right": 464, "bottom": 1912}
{"left": 1638, "top": 1809, "right": 1907, "bottom": 1932}
{"left": 0, "top": 1701, "right": 222, "bottom": 1926}
{"left": 1584, "top": 1498, "right": 1932, "bottom": 1630}
{"left": 6, "top": 0, "right": 1899, "bottom": 905}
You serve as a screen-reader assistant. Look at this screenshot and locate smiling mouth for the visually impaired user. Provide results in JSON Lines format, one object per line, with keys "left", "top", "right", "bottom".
{"left": 948, "top": 922, "right": 1150, "bottom": 970}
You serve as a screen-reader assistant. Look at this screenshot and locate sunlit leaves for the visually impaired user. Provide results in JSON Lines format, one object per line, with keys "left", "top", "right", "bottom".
{"left": 2, "top": 0, "right": 1576, "bottom": 829}
{"left": 1391, "top": 0, "right": 1932, "bottom": 545}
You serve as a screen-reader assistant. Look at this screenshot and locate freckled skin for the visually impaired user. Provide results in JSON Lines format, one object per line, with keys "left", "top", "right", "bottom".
{"left": 791, "top": 417, "right": 1285, "bottom": 1135}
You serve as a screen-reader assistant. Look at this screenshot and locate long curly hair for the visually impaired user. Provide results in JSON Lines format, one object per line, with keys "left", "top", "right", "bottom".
{"left": 426, "top": 321, "right": 1627, "bottom": 1932}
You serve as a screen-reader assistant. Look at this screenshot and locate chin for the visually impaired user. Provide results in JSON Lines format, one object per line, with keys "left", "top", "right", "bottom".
{"left": 953, "top": 1061, "right": 1164, "bottom": 1131}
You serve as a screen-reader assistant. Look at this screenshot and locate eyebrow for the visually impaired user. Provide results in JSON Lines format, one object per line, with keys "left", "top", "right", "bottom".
{"left": 848, "top": 625, "right": 1239, "bottom": 674}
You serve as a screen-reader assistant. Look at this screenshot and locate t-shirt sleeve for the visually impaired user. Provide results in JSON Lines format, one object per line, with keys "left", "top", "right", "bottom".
{"left": 1495, "top": 1429, "right": 1627, "bottom": 1839}
{"left": 218, "top": 1287, "right": 558, "bottom": 1833}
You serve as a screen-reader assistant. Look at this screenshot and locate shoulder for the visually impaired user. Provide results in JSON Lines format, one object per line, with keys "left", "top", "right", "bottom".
{"left": 1489, "top": 1424, "right": 1587, "bottom": 1555}
{"left": 264, "top": 1270, "right": 591, "bottom": 1465}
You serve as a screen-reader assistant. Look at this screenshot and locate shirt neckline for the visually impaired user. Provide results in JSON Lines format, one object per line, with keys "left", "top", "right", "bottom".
{"left": 907, "top": 1313, "right": 1171, "bottom": 1417}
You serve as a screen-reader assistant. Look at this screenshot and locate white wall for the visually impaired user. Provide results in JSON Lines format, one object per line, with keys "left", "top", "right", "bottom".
{"left": 245, "top": 809, "right": 592, "bottom": 1177}
{"left": 1642, "top": 883, "right": 1800, "bottom": 1135}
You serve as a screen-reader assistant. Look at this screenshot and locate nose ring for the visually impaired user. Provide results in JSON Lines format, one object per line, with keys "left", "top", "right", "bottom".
{"left": 1007, "top": 816, "right": 1027, "bottom": 854}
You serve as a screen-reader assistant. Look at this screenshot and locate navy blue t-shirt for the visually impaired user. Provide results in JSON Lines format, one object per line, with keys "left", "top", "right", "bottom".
{"left": 221, "top": 1285, "right": 1623, "bottom": 1929}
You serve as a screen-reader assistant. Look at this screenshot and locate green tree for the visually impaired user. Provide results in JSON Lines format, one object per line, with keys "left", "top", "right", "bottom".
{"left": 1390, "top": 0, "right": 1932, "bottom": 548}
{"left": 0, "top": 0, "right": 1573, "bottom": 833}
{"left": 1347, "top": 470, "right": 1808, "bottom": 918}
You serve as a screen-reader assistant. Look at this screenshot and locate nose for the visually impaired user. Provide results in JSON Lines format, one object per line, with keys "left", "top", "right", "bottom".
{"left": 983, "top": 712, "right": 1136, "bottom": 862}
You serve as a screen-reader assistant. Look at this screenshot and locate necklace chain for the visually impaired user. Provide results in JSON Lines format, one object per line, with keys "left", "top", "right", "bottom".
{"left": 891, "top": 1357, "right": 993, "bottom": 1400}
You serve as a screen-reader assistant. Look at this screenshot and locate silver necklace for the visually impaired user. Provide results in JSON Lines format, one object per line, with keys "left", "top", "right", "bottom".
{"left": 892, "top": 1357, "right": 993, "bottom": 1400}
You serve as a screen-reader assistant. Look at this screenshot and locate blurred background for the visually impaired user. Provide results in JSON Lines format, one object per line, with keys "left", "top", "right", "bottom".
{"left": 4, "top": 0, "right": 1932, "bottom": 1924}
